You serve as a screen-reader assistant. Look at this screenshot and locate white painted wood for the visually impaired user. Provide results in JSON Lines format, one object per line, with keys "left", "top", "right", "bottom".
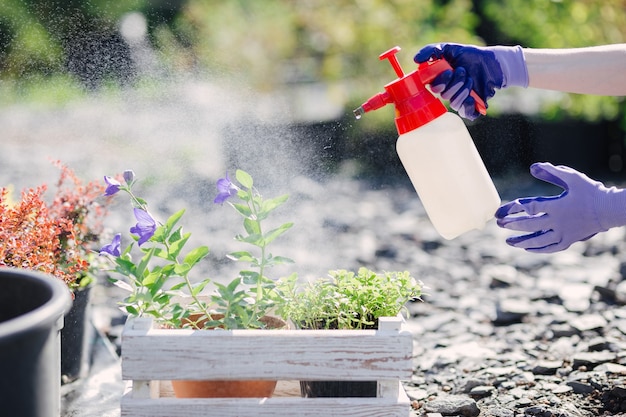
{"left": 131, "top": 381, "right": 151, "bottom": 399}
{"left": 121, "top": 316, "right": 413, "bottom": 416}
{"left": 378, "top": 379, "right": 399, "bottom": 399}
{"left": 122, "top": 317, "right": 412, "bottom": 381}
{"left": 122, "top": 382, "right": 410, "bottom": 417}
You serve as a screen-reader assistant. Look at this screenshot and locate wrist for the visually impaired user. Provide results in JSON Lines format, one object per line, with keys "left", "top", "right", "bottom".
{"left": 490, "top": 45, "right": 529, "bottom": 88}
{"left": 596, "top": 186, "right": 626, "bottom": 230}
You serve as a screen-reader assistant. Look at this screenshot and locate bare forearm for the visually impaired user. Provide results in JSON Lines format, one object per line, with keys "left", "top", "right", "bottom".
{"left": 523, "top": 44, "right": 626, "bottom": 96}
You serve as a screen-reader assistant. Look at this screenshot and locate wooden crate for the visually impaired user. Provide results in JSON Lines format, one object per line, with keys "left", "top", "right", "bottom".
{"left": 121, "top": 316, "right": 413, "bottom": 417}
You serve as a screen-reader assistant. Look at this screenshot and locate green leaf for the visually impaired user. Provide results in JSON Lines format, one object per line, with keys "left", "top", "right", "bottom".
{"left": 235, "top": 233, "right": 264, "bottom": 246}
{"left": 240, "top": 270, "right": 260, "bottom": 285}
{"left": 169, "top": 282, "right": 187, "bottom": 291}
{"left": 114, "top": 257, "right": 136, "bottom": 276}
{"left": 166, "top": 209, "right": 186, "bottom": 232}
{"left": 152, "top": 247, "right": 169, "bottom": 260}
{"left": 243, "top": 218, "right": 261, "bottom": 235}
{"left": 192, "top": 279, "right": 211, "bottom": 296}
{"left": 168, "top": 232, "right": 191, "bottom": 259}
{"left": 226, "top": 251, "right": 255, "bottom": 263}
{"left": 265, "top": 255, "right": 295, "bottom": 266}
{"left": 135, "top": 247, "right": 156, "bottom": 282}
{"left": 226, "top": 277, "right": 242, "bottom": 293}
{"left": 183, "top": 245, "right": 210, "bottom": 266}
{"left": 231, "top": 202, "right": 252, "bottom": 217}
{"left": 174, "top": 263, "right": 191, "bottom": 276}
{"left": 168, "top": 227, "right": 183, "bottom": 244}
{"left": 236, "top": 169, "right": 253, "bottom": 189}
{"left": 261, "top": 194, "right": 289, "bottom": 214}
{"left": 263, "top": 222, "right": 293, "bottom": 245}
{"left": 151, "top": 224, "right": 167, "bottom": 243}
{"left": 142, "top": 270, "right": 160, "bottom": 286}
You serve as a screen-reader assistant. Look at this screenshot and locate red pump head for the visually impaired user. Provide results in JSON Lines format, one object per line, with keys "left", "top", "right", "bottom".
{"left": 354, "top": 46, "right": 486, "bottom": 134}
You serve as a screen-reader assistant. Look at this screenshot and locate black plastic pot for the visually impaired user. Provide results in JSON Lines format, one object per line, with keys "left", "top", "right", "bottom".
{"left": 61, "top": 284, "right": 94, "bottom": 384}
{"left": 0, "top": 269, "right": 72, "bottom": 417}
{"left": 299, "top": 319, "right": 378, "bottom": 398}
{"left": 300, "top": 380, "right": 377, "bottom": 397}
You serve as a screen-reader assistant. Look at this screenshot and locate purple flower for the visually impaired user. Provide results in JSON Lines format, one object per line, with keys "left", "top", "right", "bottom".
{"left": 123, "top": 170, "right": 135, "bottom": 184}
{"left": 214, "top": 174, "right": 238, "bottom": 204}
{"left": 100, "top": 233, "right": 122, "bottom": 257}
{"left": 104, "top": 176, "right": 121, "bottom": 196}
{"left": 130, "top": 208, "right": 157, "bottom": 245}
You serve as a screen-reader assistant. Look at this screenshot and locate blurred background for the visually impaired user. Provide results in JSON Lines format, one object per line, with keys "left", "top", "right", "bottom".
{"left": 0, "top": 0, "right": 625, "bottom": 186}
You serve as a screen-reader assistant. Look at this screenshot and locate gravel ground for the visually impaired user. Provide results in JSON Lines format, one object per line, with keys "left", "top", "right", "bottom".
{"left": 3, "top": 84, "right": 626, "bottom": 416}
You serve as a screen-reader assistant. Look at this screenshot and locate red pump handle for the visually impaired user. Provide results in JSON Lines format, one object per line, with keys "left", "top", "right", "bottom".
{"left": 417, "top": 59, "right": 487, "bottom": 115}
{"left": 379, "top": 46, "right": 405, "bottom": 78}
{"left": 378, "top": 46, "right": 486, "bottom": 116}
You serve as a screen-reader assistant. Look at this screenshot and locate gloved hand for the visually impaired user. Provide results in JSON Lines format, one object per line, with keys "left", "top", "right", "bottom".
{"left": 414, "top": 43, "right": 528, "bottom": 120}
{"left": 495, "top": 162, "right": 626, "bottom": 253}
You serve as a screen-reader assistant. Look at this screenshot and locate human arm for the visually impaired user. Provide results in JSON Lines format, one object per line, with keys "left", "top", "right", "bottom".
{"left": 524, "top": 44, "right": 626, "bottom": 95}
{"left": 414, "top": 43, "right": 626, "bottom": 119}
{"left": 495, "top": 162, "right": 626, "bottom": 253}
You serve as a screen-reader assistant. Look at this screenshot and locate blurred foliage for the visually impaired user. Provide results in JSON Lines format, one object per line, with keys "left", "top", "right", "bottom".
{"left": 479, "top": 0, "right": 626, "bottom": 123}
{"left": 0, "top": 0, "right": 623, "bottom": 125}
{"left": 175, "top": 0, "right": 482, "bottom": 132}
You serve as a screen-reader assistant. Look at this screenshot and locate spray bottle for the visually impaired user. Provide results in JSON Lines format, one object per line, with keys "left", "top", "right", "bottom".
{"left": 354, "top": 46, "right": 500, "bottom": 240}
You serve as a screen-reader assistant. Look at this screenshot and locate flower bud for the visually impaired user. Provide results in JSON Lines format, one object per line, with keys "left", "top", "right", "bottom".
{"left": 123, "top": 170, "right": 135, "bottom": 185}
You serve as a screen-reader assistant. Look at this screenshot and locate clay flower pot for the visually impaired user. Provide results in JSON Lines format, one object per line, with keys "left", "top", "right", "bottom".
{"left": 170, "top": 314, "right": 287, "bottom": 398}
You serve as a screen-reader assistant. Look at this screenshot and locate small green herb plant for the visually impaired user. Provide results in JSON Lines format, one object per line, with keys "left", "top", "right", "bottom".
{"left": 99, "top": 169, "right": 293, "bottom": 330}
{"left": 274, "top": 267, "right": 422, "bottom": 330}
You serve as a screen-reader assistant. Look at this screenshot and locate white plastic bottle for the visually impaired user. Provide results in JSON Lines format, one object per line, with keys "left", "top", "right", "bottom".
{"left": 354, "top": 47, "right": 500, "bottom": 239}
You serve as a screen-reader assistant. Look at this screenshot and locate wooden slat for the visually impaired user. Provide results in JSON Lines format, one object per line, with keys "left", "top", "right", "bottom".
{"left": 121, "top": 382, "right": 411, "bottom": 417}
{"left": 121, "top": 317, "right": 413, "bottom": 381}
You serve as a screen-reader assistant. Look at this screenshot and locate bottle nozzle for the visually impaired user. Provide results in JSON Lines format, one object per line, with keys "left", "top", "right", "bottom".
{"left": 353, "top": 106, "right": 365, "bottom": 120}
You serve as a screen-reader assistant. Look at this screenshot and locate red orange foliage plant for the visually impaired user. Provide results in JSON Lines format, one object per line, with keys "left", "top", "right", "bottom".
{"left": 0, "top": 161, "right": 110, "bottom": 290}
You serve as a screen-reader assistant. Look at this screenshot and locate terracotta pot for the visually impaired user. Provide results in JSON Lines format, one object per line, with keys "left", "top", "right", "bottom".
{"left": 171, "top": 314, "right": 287, "bottom": 398}
{"left": 172, "top": 379, "right": 278, "bottom": 398}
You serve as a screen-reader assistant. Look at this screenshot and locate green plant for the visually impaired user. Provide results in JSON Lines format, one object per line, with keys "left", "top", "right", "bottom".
{"left": 0, "top": 161, "right": 110, "bottom": 291}
{"left": 99, "top": 169, "right": 294, "bottom": 330}
{"left": 274, "top": 267, "right": 422, "bottom": 330}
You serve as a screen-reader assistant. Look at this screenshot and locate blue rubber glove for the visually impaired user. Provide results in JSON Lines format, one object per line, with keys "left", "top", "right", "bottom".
{"left": 495, "top": 162, "right": 626, "bottom": 253}
{"left": 414, "top": 43, "right": 528, "bottom": 120}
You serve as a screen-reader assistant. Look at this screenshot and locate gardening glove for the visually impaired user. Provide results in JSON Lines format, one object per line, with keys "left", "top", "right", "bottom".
{"left": 414, "top": 43, "right": 528, "bottom": 120}
{"left": 495, "top": 162, "right": 626, "bottom": 253}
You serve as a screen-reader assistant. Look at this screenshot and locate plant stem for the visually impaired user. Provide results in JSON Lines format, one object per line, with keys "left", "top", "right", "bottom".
{"left": 162, "top": 239, "right": 213, "bottom": 329}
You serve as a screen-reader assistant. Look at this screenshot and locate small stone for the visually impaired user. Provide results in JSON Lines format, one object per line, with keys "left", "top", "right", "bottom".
{"left": 614, "top": 280, "right": 626, "bottom": 304}
{"left": 494, "top": 299, "right": 533, "bottom": 325}
{"left": 569, "top": 314, "right": 608, "bottom": 332}
{"left": 484, "top": 406, "right": 514, "bottom": 417}
{"left": 595, "top": 362, "right": 626, "bottom": 374}
{"left": 515, "top": 397, "right": 533, "bottom": 407}
{"left": 532, "top": 360, "right": 562, "bottom": 375}
{"left": 572, "top": 351, "right": 616, "bottom": 369}
{"left": 551, "top": 384, "right": 573, "bottom": 394}
{"left": 423, "top": 395, "right": 480, "bottom": 417}
{"left": 549, "top": 324, "right": 577, "bottom": 338}
{"left": 469, "top": 385, "right": 496, "bottom": 398}
{"left": 406, "top": 387, "right": 429, "bottom": 401}
{"left": 567, "top": 380, "right": 595, "bottom": 394}
{"left": 463, "top": 378, "right": 490, "bottom": 393}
